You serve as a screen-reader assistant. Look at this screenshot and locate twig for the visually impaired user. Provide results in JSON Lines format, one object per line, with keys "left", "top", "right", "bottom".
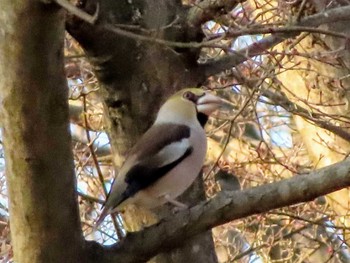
{"left": 200, "top": 5, "right": 350, "bottom": 78}
{"left": 295, "top": 0, "right": 308, "bottom": 22}
{"left": 261, "top": 88, "right": 350, "bottom": 142}
{"left": 54, "top": 0, "right": 99, "bottom": 24}
{"left": 78, "top": 191, "right": 104, "bottom": 204}
{"left": 204, "top": 85, "right": 258, "bottom": 180}
{"left": 82, "top": 95, "right": 108, "bottom": 195}
{"left": 58, "top": 0, "right": 350, "bottom": 53}
{"left": 103, "top": 24, "right": 225, "bottom": 49}
{"left": 187, "top": 0, "right": 242, "bottom": 27}
{"left": 226, "top": 25, "right": 348, "bottom": 39}
{"left": 82, "top": 94, "right": 124, "bottom": 239}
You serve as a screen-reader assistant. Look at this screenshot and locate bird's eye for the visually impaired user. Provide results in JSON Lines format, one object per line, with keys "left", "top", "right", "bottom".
{"left": 183, "top": 91, "right": 196, "bottom": 102}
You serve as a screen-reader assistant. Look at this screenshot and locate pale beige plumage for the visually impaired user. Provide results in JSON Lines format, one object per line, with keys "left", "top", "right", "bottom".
{"left": 95, "top": 88, "right": 223, "bottom": 227}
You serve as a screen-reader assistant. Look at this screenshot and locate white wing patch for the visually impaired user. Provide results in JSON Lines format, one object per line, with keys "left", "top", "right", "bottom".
{"left": 150, "top": 138, "right": 191, "bottom": 168}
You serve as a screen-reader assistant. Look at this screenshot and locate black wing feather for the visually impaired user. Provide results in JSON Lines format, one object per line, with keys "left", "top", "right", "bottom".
{"left": 119, "top": 146, "right": 193, "bottom": 204}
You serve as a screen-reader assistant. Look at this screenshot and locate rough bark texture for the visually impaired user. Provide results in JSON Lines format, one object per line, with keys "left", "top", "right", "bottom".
{"left": 0, "top": 1, "right": 84, "bottom": 262}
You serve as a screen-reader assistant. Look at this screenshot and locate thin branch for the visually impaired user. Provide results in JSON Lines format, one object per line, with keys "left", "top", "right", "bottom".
{"left": 104, "top": 5, "right": 350, "bottom": 50}
{"left": 296, "top": 0, "right": 308, "bottom": 22}
{"left": 260, "top": 88, "right": 350, "bottom": 142}
{"left": 103, "top": 24, "right": 225, "bottom": 49}
{"left": 199, "top": 5, "right": 350, "bottom": 78}
{"left": 57, "top": 0, "right": 226, "bottom": 49}
{"left": 78, "top": 191, "right": 104, "bottom": 204}
{"left": 82, "top": 95, "right": 107, "bottom": 196}
{"left": 235, "top": 69, "right": 350, "bottom": 143}
{"left": 187, "top": 0, "right": 244, "bottom": 27}
{"left": 198, "top": 33, "right": 288, "bottom": 78}
{"left": 204, "top": 86, "right": 258, "bottom": 180}
{"left": 225, "top": 25, "right": 348, "bottom": 39}
{"left": 60, "top": 0, "right": 350, "bottom": 52}
{"left": 82, "top": 95, "right": 123, "bottom": 238}
{"left": 269, "top": 211, "right": 350, "bottom": 231}
{"left": 232, "top": 217, "right": 323, "bottom": 260}
{"left": 54, "top": 0, "right": 98, "bottom": 24}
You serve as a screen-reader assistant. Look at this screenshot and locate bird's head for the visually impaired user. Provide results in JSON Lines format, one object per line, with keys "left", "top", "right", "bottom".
{"left": 155, "top": 88, "right": 223, "bottom": 126}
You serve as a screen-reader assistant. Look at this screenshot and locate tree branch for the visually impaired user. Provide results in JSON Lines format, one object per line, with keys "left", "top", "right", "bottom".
{"left": 54, "top": 0, "right": 98, "bottom": 24}
{"left": 199, "top": 33, "right": 286, "bottom": 78}
{"left": 62, "top": 1, "right": 350, "bottom": 56}
{"left": 199, "top": 5, "right": 350, "bottom": 78}
{"left": 231, "top": 68, "right": 350, "bottom": 143}
{"left": 88, "top": 158, "right": 350, "bottom": 263}
{"left": 187, "top": 0, "right": 245, "bottom": 27}
{"left": 260, "top": 88, "right": 350, "bottom": 142}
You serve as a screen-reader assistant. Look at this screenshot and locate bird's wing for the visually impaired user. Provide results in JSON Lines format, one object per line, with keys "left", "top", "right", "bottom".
{"left": 95, "top": 138, "right": 193, "bottom": 227}
{"left": 107, "top": 123, "right": 194, "bottom": 209}
{"left": 130, "top": 123, "right": 192, "bottom": 159}
{"left": 121, "top": 145, "right": 193, "bottom": 200}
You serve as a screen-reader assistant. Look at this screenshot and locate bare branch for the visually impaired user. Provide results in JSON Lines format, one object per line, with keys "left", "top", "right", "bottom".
{"left": 62, "top": 2, "right": 350, "bottom": 54}
{"left": 54, "top": 0, "right": 98, "bottom": 24}
{"left": 88, "top": 158, "right": 350, "bottom": 263}
{"left": 199, "top": 33, "right": 286, "bottom": 78}
{"left": 261, "top": 88, "right": 350, "bottom": 142}
{"left": 187, "top": 0, "right": 245, "bottom": 27}
{"left": 225, "top": 25, "right": 348, "bottom": 39}
{"left": 199, "top": 5, "right": 350, "bottom": 78}
{"left": 78, "top": 191, "right": 104, "bottom": 205}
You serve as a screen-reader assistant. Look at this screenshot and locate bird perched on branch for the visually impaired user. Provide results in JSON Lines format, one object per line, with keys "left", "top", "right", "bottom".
{"left": 95, "top": 88, "right": 223, "bottom": 227}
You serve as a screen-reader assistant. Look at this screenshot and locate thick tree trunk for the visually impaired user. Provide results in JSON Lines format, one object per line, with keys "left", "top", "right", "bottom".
{"left": 0, "top": 1, "right": 84, "bottom": 262}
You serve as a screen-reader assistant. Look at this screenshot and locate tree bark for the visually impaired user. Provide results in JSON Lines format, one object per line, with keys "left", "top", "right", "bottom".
{"left": 0, "top": 1, "right": 84, "bottom": 262}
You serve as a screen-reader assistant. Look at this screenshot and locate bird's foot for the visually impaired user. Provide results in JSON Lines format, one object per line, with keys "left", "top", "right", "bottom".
{"left": 163, "top": 195, "right": 188, "bottom": 213}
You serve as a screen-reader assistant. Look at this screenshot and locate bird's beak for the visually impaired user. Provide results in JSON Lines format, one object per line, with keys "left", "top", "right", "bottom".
{"left": 196, "top": 92, "right": 224, "bottom": 115}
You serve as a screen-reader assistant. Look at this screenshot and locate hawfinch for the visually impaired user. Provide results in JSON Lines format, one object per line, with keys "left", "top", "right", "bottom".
{"left": 95, "top": 88, "right": 223, "bottom": 227}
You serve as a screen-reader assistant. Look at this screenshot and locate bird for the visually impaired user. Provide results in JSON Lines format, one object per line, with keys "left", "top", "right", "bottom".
{"left": 95, "top": 88, "right": 223, "bottom": 227}
{"left": 215, "top": 170, "right": 241, "bottom": 192}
